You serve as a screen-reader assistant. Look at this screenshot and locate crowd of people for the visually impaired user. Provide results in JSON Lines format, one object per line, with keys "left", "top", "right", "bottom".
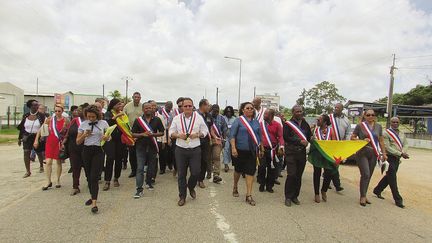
{"left": 17, "top": 94, "right": 409, "bottom": 213}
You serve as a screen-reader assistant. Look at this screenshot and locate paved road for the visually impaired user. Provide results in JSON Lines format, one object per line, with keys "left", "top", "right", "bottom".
{"left": 0, "top": 144, "right": 431, "bottom": 243}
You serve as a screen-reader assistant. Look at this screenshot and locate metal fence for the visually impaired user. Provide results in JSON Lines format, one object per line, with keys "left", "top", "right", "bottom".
{"left": 405, "top": 133, "right": 432, "bottom": 141}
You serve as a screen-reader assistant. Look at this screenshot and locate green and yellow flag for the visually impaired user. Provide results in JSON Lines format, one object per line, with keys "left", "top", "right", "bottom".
{"left": 112, "top": 110, "right": 135, "bottom": 146}
{"left": 308, "top": 140, "right": 368, "bottom": 170}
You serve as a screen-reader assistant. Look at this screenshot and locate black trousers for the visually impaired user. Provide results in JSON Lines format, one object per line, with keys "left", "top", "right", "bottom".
{"left": 374, "top": 154, "right": 403, "bottom": 204}
{"left": 104, "top": 139, "right": 126, "bottom": 181}
{"left": 257, "top": 149, "right": 276, "bottom": 189}
{"left": 175, "top": 147, "right": 201, "bottom": 199}
{"left": 331, "top": 171, "right": 342, "bottom": 189}
{"left": 284, "top": 150, "right": 306, "bottom": 200}
{"left": 82, "top": 146, "right": 104, "bottom": 200}
{"left": 160, "top": 143, "right": 173, "bottom": 171}
{"left": 199, "top": 138, "right": 211, "bottom": 181}
{"left": 69, "top": 145, "right": 83, "bottom": 189}
{"left": 129, "top": 145, "right": 137, "bottom": 174}
{"left": 313, "top": 166, "right": 335, "bottom": 195}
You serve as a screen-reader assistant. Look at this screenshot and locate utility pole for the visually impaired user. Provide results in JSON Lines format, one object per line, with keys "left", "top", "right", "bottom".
{"left": 102, "top": 84, "right": 105, "bottom": 98}
{"left": 386, "top": 54, "right": 397, "bottom": 128}
{"left": 216, "top": 87, "right": 219, "bottom": 105}
{"left": 122, "top": 76, "right": 132, "bottom": 103}
{"left": 36, "top": 77, "right": 39, "bottom": 98}
{"left": 253, "top": 86, "right": 256, "bottom": 98}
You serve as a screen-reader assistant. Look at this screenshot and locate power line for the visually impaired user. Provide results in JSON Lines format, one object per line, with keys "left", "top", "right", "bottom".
{"left": 397, "top": 54, "right": 432, "bottom": 59}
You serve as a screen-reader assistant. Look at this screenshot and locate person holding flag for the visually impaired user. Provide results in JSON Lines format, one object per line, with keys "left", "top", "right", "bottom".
{"left": 230, "top": 102, "right": 263, "bottom": 206}
{"left": 351, "top": 109, "right": 387, "bottom": 207}
{"left": 169, "top": 98, "right": 209, "bottom": 206}
{"left": 210, "top": 104, "right": 228, "bottom": 184}
{"left": 328, "top": 103, "right": 351, "bottom": 191}
{"left": 373, "top": 117, "right": 409, "bottom": 208}
{"left": 258, "top": 109, "right": 284, "bottom": 193}
{"left": 283, "top": 105, "right": 312, "bottom": 207}
{"left": 131, "top": 102, "right": 164, "bottom": 198}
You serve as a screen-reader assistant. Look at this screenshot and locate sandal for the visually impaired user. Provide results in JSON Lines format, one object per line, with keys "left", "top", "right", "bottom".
{"left": 245, "top": 195, "right": 256, "bottom": 206}
{"left": 232, "top": 187, "right": 239, "bottom": 197}
{"left": 23, "top": 172, "right": 31, "bottom": 178}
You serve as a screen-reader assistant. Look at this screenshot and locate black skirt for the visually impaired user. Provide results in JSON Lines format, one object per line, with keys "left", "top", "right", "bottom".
{"left": 232, "top": 149, "right": 257, "bottom": 176}
{"left": 23, "top": 133, "right": 45, "bottom": 152}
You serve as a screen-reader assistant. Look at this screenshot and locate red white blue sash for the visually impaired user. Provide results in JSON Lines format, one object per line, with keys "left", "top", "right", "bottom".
{"left": 162, "top": 108, "right": 170, "bottom": 121}
{"left": 174, "top": 108, "right": 180, "bottom": 116}
{"left": 256, "top": 108, "right": 266, "bottom": 122}
{"left": 51, "top": 117, "right": 60, "bottom": 140}
{"left": 361, "top": 122, "right": 381, "bottom": 157}
{"left": 137, "top": 117, "right": 159, "bottom": 153}
{"left": 286, "top": 120, "right": 307, "bottom": 141}
{"left": 386, "top": 128, "right": 403, "bottom": 151}
{"left": 239, "top": 116, "right": 259, "bottom": 146}
{"left": 212, "top": 123, "right": 221, "bottom": 140}
{"left": 180, "top": 112, "right": 196, "bottom": 135}
{"left": 329, "top": 114, "right": 341, "bottom": 140}
{"left": 76, "top": 117, "right": 82, "bottom": 127}
{"left": 314, "top": 127, "right": 332, "bottom": 140}
{"left": 260, "top": 121, "right": 276, "bottom": 162}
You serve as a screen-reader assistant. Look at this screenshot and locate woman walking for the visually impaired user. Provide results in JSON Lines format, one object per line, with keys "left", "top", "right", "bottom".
{"left": 77, "top": 104, "right": 110, "bottom": 214}
{"left": 229, "top": 102, "right": 262, "bottom": 206}
{"left": 17, "top": 100, "right": 46, "bottom": 177}
{"left": 351, "top": 109, "right": 387, "bottom": 206}
{"left": 35, "top": 104, "right": 69, "bottom": 190}
{"left": 222, "top": 106, "right": 236, "bottom": 172}
{"left": 63, "top": 104, "right": 88, "bottom": 195}
{"left": 103, "top": 99, "right": 128, "bottom": 190}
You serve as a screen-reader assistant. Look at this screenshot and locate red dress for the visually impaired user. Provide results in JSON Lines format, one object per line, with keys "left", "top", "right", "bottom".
{"left": 45, "top": 117, "right": 65, "bottom": 160}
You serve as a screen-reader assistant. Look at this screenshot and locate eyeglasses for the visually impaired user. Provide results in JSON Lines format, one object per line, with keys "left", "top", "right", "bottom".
{"left": 365, "top": 114, "right": 375, "bottom": 117}
{"left": 183, "top": 105, "right": 192, "bottom": 108}
{"left": 245, "top": 107, "right": 254, "bottom": 110}
{"left": 55, "top": 110, "right": 62, "bottom": 113}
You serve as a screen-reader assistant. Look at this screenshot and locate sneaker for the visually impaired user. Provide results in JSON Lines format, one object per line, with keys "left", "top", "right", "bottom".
{"left": 224, "top": 164, "right": 229, "bottom": 172}
{"left": 39, "top": 167, "right": 44, "bottom": 173}
{"left": 148, "top": 184, "right": 154, "bottom": 191}
{"left": 213, "top": 176, "right": 222, "bottom": 184}
{"left": 134, "top": 191, "right": 143, "bottom": 199}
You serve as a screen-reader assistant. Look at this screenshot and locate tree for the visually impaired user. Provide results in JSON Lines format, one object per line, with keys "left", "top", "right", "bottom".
{"left": 296, "top": 88, "right": 307, "bottom": 106}
{"left": 304, "top": 81, "right": 346, "bottom": 114}
{"left": 376, "top": 85, "right": 432, "bottom": 106}
{"left": 109, "top": 90, "right": 122, "bottom": 99}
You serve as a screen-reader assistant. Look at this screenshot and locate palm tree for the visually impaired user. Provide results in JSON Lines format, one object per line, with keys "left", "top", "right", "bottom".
{"left": 109, "top": 90, "right": 122, "bottom": 99}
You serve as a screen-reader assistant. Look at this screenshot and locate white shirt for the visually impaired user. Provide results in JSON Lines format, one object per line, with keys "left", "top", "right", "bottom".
{"left": 255, "top": 107, "right": 266, "bottom": 123}
{"left": 24, "top": 118, "right": 41, "bottom": 134}
{"left": 274, "top": 116, "right": 283, "bottom": 127}
{"left": 169, "top": 112, "right": 209, "bottom": 149}
{"left": 154, "top": 112, "right": 167, "bottom": 143}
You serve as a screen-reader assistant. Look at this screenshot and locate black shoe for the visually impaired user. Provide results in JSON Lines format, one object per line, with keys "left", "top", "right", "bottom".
{"left": 128, "top": 173, "right": 136, "bottom": 178}
{"left": 328, "top": 185, "right": 333, "bottom": 190}
{"left": 85, "top": 199, "right": 92, "bottom": 206}
{"left": 278, "top": 173, "right": 283, "bottom": 178}
{"left": 213, "top": 176, "right": 222, "bottom": 184}
{"left": 159, "top": 170, "right": 165, "bottom": 175}
{"left": 242, "top": 173, "right": 245, "bottom": 178}
{"left": 274, "top": 180, "right": 281, "bottom": 185}
{"left": 91, "top": 206, "right": 98, "bottom": 214}
{"left": 151, "top": 178, "right": 155, "bottom": 184}
{"left": 373, "top": 190, "right": 385, "bottom": 199}
{"left": 68, "top": 168, "right": 73, "bottom": 173}
{"left": 42, "top": 182, "right": 52, "bottom": 191}
{"left": 189, "top": 188, "right": 196, "bottom": 199}
{"left": 396, "top": 202, "right": 405, "bottom": 208}
{"left": 266, "top": 188, "right": 274, "bottom": 193}
{"left": 292, "top": 198, "right": 300, "bottom": 205}
{"left": 360, "top": 202, "right": 367, "bottom": 207}
{"left": 336, "top": 186, "right": 344, "bottom": 192}
{"left": 259, "top": 184, "right": 265, "bottom": 192}
{"left": 285, "top": 199, "right": 292, "bottom": 207}
{"left": 122, "top": 164, "right": 127, "bottom": 170}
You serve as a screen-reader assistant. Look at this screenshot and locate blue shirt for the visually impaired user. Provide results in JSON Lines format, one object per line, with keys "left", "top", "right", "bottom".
{"left": 212, "top": 114, "right": 228, "bottom": 138}
{"left": 229, "top": 116, "right": 261, "bottom": 151}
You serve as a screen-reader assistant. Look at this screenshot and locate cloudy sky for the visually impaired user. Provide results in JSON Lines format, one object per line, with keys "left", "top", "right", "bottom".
{"left": 1, "top": 0, "right": 432, "bottom": 108}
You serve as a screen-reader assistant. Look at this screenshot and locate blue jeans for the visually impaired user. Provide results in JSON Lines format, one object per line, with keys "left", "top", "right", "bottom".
{"left": 136, "top": 144, "right": 157, "bottom": 192}
{"left": 223, "top": 141, "right": 231, "bottom": 165}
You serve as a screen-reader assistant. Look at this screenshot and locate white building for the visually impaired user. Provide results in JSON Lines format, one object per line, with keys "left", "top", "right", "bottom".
{"left": 0, "top": 82, "right": 24, "bottom": 117}
{"left": 256, "top": 93, "right": 280, "bottom": 111}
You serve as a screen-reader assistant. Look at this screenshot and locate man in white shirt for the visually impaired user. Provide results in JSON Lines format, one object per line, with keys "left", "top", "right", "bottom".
{"left": 253, "top": 97, "right": 266, "bottom": 123}
{"left": 169, "top": 98, "right": 209, "bottom": 206}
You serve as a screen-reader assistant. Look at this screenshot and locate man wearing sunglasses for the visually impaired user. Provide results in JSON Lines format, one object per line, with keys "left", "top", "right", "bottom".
{"left": 373, "top": 117, "right": 409, "bottom": 208}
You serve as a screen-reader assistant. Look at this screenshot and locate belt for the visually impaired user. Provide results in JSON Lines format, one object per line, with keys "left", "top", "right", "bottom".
{"left": 177, "top": 146, "right": 200, "bottom": 151}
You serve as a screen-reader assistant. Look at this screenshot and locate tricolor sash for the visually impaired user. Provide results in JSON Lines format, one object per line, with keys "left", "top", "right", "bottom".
{"left": 361, "top": 122, "right": 381, "bottom": 157}
{"left": 76, "top": 117, "right": 82, "bottom": 127}
{"left": 256, "top": 108, "right": 266, "bottom": 122}
{"left": 386, "top": 128, "right": 403, "bottom": 151}
{"left": 180, "top": 112, "right": 196, "bottom": 136}
{"left": 329, "top": 114, "right": 341, "bottom": 140}
{"left": 286, "top": 120, "right": 307, "bottom": 141}
{"left": 239, "top": 116, "right": 259, "bottom": 146}
{"left": 212, "top": 123, "right": 221, "bottom": 140}
{"left": 162, "top": 108, "right": 170, "bottom": 121}
{"left": 137, "top": 117, "right": 159, "bottom": 153}
{"left": 174, "top": 108, "right": 180, "bottom": 116}
{"left": 314, "top": 127, "right": 332, "bottom": 141}
{"left": 51, "top": 117, "right": 60, "bottom": 140}
{"left": 260, "top": 121, "right": 276, "bottom": 165}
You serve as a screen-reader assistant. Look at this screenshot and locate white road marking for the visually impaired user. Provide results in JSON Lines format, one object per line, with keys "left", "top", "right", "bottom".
{"left": 209, "top": 186, "right": 239, "bottom": 243}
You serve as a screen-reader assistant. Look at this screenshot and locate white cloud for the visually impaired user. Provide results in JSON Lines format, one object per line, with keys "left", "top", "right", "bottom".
{"left": 0, "top": 0, "right": 431, "bottom": 108}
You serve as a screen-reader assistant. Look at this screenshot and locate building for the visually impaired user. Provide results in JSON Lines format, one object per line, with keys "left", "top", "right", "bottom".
{"left": 0, "top": 82, "right": 24, "bottom": 117}
{"left": 256, "top": 93, "right": 280, "bottom": 111}
{"left": 25, "top": 91, "right": 103, "bottom": 113}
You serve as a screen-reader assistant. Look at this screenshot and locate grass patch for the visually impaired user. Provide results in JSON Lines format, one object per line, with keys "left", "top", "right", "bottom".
{"left": 0, "top": 127, "right": 19, "bottom": 135}
{"left": 0, "top": 137, "right": 16, "bottom": 144}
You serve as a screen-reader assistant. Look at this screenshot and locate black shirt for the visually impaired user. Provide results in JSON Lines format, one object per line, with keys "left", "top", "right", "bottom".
{"left": 132, "top": 116, "right": 164, "bottom": 150}
{"left": 283, "top": 118, "right": 312, "bottom": 152}
{"left": 197, "top": 110, "right": 213, "bottom": 141}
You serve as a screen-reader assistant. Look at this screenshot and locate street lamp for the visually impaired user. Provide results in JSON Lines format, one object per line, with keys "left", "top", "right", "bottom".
{"left": 224, "top": 56, "right": 242, "bottom": 109}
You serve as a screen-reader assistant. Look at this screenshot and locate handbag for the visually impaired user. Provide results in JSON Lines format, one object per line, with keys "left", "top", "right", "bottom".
{"left": 59, "top": 145, "right": 69, "bottom": 160}
{"left": 40, "top": 124, "right": 50, "bottom": 137}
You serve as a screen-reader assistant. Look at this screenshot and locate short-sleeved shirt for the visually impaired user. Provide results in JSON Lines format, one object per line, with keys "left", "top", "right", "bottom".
{"left": 353, "top": 123, "right": 383, "bottom": 146}
{"left": 229, "top": 117, "right": 261, "bottom": 152}
{"left": 132, "top": 116, "right": 164, "bottom": 150}
{"left": 78, "top": 120, "right": 109, "bottom": 146}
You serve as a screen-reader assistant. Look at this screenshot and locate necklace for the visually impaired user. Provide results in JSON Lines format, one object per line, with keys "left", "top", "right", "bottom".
{"left": 30, "top": 111, "right": 38, "bottom": 116}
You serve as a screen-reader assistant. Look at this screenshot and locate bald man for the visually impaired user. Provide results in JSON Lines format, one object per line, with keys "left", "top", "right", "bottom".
{"left": 253, "top": 97, "right": 266, "bottom": 123}
{"left": 373, "top": 117, "right": 409, "bottom": 208}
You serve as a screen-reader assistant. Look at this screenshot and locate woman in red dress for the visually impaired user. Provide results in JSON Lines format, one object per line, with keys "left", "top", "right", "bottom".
{"left": 35, "top": 104, "right": 69, "bottom": 190}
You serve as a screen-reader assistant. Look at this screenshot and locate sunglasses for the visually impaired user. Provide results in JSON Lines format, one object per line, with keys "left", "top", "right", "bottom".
{"left": 55, "top": 110, "right": 62, "bottom": 113}
{"left": 245, "top": 107, "right": 254, "bottom": 110}
{"left": 365, "top": 114, "right": 375, "bottom": 117}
